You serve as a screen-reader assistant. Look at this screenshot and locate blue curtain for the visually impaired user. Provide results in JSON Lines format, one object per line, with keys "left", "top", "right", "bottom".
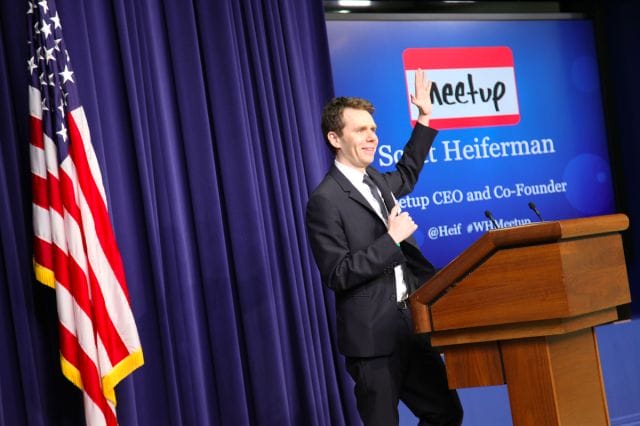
{"left": 0, "top": 0, "right": 360, "bottom": 424}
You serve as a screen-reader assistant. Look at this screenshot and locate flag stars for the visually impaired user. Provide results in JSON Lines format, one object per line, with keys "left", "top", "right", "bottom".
{"left": 28, "top": 57, "right": 38, "bottom": 74}
{"left": 56, "top": 123, "right": 68, "bottom": 143}
{"left": 41, "top": 21, "right": 53, "bottom": 39}
{"left": 51, "top": 12, "right": 62, "bottom": 30}
{"left": 38, "top": 0, "right": 49, "bottom": 14}
{"left": 60, "top": 65, "right": 74, "bottom": 84}
{"left": 44, "top": 47, "right": 56, "bottom": 63}
{"left": 57, "top": 98, "right": 66, "bottom": 115}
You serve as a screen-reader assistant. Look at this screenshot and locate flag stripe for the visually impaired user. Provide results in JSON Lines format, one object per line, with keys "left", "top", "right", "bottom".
{"left": 32, "top": 204, "right": 53, "bottom": 242}
{"left": 33, "top": 237, "right": 54, "bottom": 271}
{"left": 59, "top": 133, "right": 140, "bottom": 400}
{"left": 31, "top": 173, "right": 51, "bottom": 209}
{"left": 78, "top": 197, "right": 139, "bottom": 349}
{"left": 43, "top": 133, "right": 61, "bottom": 180}
{"left": 69, "top": 108, "right": 107, "bottom": 203}
{"left": 87, "top": 265, "right": 130, "bottom": 364}
{"left": 29, "top": 141, "right": 46, "bottom": 177}
{"left": 59, "top": 324, "right": 118, "bottom": 426}
{"left": 29, "top": 86, "right": 43, "bottom": 120}
{"left": 67, "top": 111, "right": 130, "bottom": 300}
{"left": 68, "top": 133, "right": 141, "bottom": 351}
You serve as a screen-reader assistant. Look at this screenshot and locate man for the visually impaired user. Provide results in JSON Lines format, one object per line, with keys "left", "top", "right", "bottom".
{"left": 305, "top": 70, "right": 463, "bottom": 426}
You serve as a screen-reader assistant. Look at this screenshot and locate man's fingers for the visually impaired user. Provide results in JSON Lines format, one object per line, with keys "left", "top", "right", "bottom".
{"left": 389, "top": 204, "right": 400, "bottom": 217}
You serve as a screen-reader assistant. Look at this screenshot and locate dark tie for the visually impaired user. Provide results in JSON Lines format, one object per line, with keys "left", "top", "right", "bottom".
{"left": 363, "top": 174, "right": 388, "bottom": 220}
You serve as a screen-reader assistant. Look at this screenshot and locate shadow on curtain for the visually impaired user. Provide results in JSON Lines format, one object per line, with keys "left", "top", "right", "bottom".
{"left": 0, "top": 0, "right": 360, "bottom": 424}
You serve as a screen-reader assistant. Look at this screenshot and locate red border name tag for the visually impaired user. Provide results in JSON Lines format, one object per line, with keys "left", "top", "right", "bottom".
{"left": 403, "top": 47, "right": 520, "bottom": 129}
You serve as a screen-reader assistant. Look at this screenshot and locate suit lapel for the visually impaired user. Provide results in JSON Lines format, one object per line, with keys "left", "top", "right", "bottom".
{"left": 329, "top": 166, "right": 381, "bottom": 219}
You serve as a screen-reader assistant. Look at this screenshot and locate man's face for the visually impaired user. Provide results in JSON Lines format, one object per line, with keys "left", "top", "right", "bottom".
{"left": 328, "top": 107, "right": 378, "bottom": 172}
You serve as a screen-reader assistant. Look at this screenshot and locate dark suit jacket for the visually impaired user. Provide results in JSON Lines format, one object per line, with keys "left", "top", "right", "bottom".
{"left": 306, "top": 123, "right": 438, "bottom": 357}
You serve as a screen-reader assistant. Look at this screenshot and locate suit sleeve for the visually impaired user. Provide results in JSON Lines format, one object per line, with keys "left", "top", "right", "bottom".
{"left": 382, "top": 123, "right": 438, "bottom": 198}
{"left": 306, "top": 191, "right": 406, "bottom": 293}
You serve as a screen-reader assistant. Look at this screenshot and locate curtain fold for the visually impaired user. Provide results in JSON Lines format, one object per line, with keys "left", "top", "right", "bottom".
{"left": 0, "top": 0, "right": 358, "bottom": 424}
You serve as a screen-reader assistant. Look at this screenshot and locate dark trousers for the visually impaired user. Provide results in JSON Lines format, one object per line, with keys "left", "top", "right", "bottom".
{"left": 345, "top": 307, "right": 463, "bottom": 426}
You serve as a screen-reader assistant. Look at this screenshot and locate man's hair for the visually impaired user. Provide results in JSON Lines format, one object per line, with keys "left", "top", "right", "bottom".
{"left": 321, "top": 97, "right": 375, "bottom": 153}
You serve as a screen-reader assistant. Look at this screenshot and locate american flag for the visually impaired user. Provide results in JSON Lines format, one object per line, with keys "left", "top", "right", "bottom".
{"left": 27, "top": 1, "right": 144, "bottom": 424}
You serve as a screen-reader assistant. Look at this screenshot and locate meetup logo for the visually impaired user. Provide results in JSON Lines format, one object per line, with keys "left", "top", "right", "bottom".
{"left": 403, "top": 47, "right": 520, "bottom": 129}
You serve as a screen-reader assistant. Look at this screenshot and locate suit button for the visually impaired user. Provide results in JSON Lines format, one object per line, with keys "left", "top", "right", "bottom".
{"left": 389, "top": 295, "right": 395, "bottom": 301}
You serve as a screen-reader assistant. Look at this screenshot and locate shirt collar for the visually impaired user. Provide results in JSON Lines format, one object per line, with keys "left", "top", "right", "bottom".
{"left": 334, "top": 159, "right": 367, "bottom": 188}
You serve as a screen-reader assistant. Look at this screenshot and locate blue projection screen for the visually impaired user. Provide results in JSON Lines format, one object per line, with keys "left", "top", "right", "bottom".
{"left": 326, "top": 15, "right": 615, "bottom": 268}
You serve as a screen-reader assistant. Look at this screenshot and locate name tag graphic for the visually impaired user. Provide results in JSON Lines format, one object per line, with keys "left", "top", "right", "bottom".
{"left": 403, "top": 47, "right": 520, "bottom": 129}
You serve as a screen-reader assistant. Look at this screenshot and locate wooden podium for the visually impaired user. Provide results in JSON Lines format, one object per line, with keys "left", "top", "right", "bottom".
{"left": 409, "top": 214, "right": 631, "bottom": 425}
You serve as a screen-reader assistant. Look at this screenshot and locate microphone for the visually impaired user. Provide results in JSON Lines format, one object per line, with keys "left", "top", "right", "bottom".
{"left": 528, "top": 201, "right": 544, "bottom": 221}
{"left": 484, "top": 210, "right": 500, "bottom": 229}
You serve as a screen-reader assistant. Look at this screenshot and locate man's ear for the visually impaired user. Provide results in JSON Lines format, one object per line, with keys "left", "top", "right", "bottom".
{"left": 327, "top": 131, "right": 341, "bottom": 150}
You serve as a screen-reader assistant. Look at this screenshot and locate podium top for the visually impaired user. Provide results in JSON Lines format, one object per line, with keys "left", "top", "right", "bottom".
{"left": 409, "top": 214, "right": 630, "bottom": 333}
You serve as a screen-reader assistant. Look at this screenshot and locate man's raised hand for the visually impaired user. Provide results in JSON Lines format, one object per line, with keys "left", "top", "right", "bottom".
{"left": 410, "top": 68, "right": 433, "bottom": 124}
